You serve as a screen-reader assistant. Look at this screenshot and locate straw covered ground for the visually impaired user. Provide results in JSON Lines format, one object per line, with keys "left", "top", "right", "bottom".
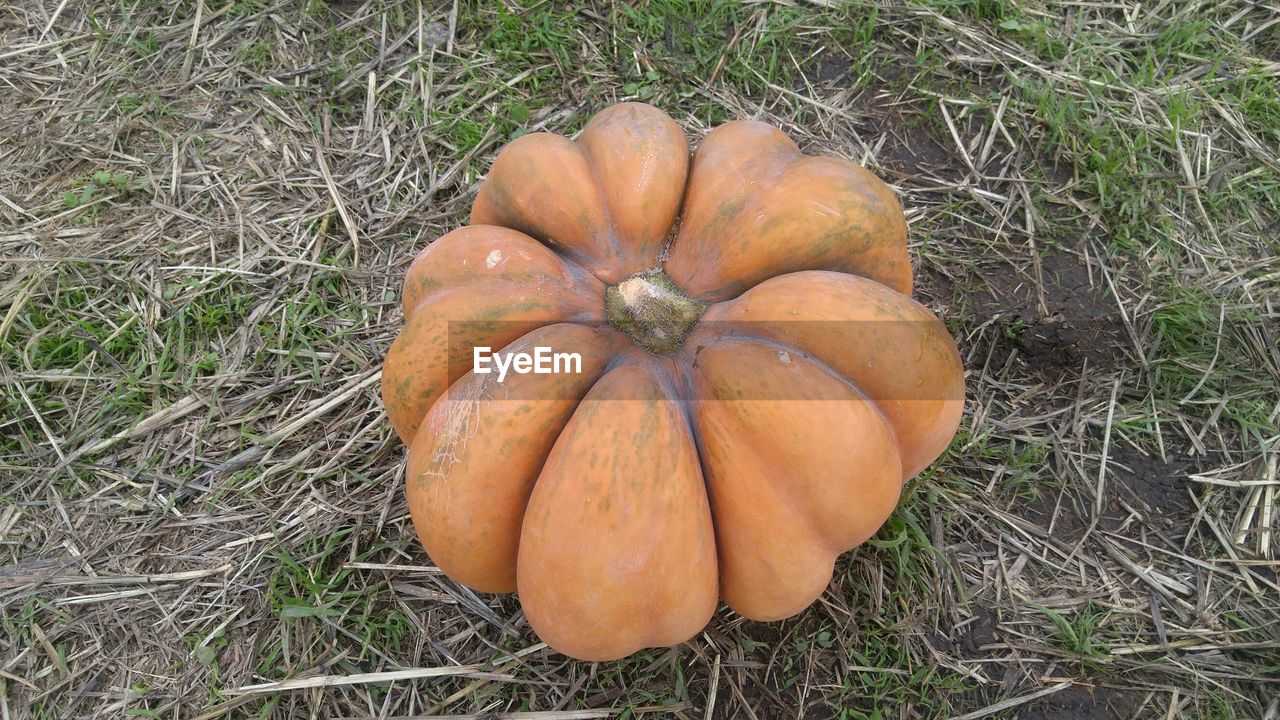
{"left": 1, "top": 0, "right": 1278, "bottom": 718}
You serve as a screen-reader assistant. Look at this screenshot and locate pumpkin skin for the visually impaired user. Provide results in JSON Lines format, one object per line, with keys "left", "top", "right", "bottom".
{"left": 382, "top": 103, "right": 964, "bottom": 661}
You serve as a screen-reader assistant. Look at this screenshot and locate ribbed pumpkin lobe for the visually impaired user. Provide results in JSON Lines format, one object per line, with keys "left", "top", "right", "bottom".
{"left": 605, "top": 270, "right": 705, "bottom": 356}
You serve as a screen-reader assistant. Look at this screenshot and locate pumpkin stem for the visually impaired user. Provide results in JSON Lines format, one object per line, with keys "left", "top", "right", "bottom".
{"left": 605, "top": 270, "right": 705, "bottom": 356}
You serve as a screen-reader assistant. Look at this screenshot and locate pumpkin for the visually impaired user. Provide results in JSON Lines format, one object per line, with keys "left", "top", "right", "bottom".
{"left": 382, "top": 103, "right": 964, "bottom": 661}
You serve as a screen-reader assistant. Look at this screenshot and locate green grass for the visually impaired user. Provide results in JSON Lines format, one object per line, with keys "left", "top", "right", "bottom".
{"left": 262, "top": 531, "right": 412, "bottom": 670}
{"left": 1037, "top": 602, "right": 1109, "bottom": 661}
{"left": 1149, "top": 285, "right": 1278, "bottom": 435}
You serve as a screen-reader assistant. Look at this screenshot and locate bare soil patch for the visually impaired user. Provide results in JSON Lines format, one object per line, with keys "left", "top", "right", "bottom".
{"left": 1015, "top": 685, "right": 1140, "bottom": 720}
{"left": 963, "top": 240, "right": 1127, "bottom": 375}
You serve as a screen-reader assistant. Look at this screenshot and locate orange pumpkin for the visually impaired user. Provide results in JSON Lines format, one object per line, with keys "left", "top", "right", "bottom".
{"left": 382, "top": 103, "right": 964, "bottom": 661}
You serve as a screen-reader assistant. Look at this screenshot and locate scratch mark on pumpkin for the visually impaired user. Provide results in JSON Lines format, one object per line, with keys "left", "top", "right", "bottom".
{"left": 420, "top": 380, "right": 501, "bottom": 511}
{"left": 808, "top": 200, "right": 841, "bottom": 218}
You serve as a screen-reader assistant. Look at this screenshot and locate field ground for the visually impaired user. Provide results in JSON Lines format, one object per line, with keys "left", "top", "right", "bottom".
{"left": 2, "top": 0, "right": 1279, "bottom": 718}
